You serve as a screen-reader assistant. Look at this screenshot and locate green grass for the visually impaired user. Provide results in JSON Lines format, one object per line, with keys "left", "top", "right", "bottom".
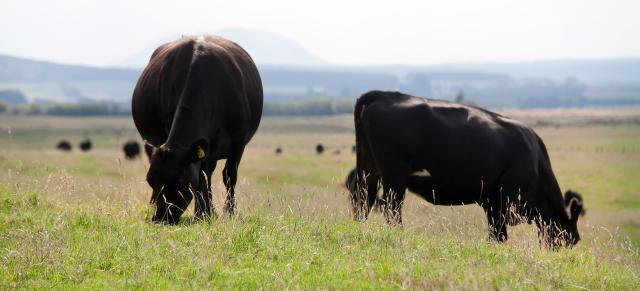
{"left": 0, "top": 113, "right": 639, "bottom": 289}
{"left": 1, "top": 188, "right": 638, "bottom": 289}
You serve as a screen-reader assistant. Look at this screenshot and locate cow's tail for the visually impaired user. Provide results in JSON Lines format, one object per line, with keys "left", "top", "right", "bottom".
{"left": 354, "top": 92, "right": 384, "bottom": 167}
{"left": 353, "top": 91, "right": 385, "bottom": 219}
{"left": 354, "top": 91, "right": 383, "bottom": 173}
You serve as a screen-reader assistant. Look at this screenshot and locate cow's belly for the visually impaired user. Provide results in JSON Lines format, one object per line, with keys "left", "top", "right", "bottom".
{"left": 408, "top": 173, "right": 484, "bottom": 205}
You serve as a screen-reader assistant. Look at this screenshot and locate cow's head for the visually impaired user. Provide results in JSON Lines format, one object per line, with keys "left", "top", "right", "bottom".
{"left": 542, "top": 190, "right": 585, "bottom": 248}
{"left": 562, "top": 190, "right": 585, "bottom": 246}
{"left": 144, "top": 139, "right": 208, "bottom": 224}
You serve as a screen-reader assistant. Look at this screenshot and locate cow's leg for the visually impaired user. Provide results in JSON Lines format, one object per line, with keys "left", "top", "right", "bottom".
{"left": 379, "top": 159, "right": 410, "bottom": 226}
{"left": 365, "top": 174, "right": 381, "bottom": 216}
{"left": 484, "top": 201, "right": 508, "bottom": 242}
{"left": 485, "top": 167, "right": 534, "bottom": 242}
{"left": 354, "top": 128, "right": 381, "bottom": 220}
{"left": 195, "top": 160, "right": 216, "bottom": 219}
{"left": 354, "top": 168, "right": 380, "bottom": 221}
{"left": 223, "top": 146, "right": 245, "bottom": 216}
{"left": 481, "top": 182, "right": 517, "bottom": 242}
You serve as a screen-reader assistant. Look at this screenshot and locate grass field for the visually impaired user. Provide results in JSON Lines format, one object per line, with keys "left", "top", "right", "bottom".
{"left": 1, "top": 110, "right": 639, "bottom": 289}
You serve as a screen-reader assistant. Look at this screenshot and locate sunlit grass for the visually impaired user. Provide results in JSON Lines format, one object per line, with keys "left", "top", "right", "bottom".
{"left": 1, "top": 187, "right": 638, "bottom": 289}
{"left": 0, "top": 114, "right": 639, "bottom": 288}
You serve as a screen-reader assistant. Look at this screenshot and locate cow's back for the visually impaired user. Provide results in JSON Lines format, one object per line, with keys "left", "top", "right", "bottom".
{"left": 131, "top": 36, "right": 262, "bottom": 148}
{"left": 132, "top": 38, "right": 196, "bottom": 145}
{"left": 356, "top": 91, "right": 541, "bottom": 193}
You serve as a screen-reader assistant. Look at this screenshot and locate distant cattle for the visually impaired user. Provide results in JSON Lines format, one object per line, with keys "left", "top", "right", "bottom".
{"left": 352, "top": 145, "right": 356, "bottom": 153}
{"left": 122, "top": 141, "right": 141, "bottom": 160}
{"left": 333, "top": 149, "right": 341, "bottom": 155}
{"left": 316, "top": 143, "right": 324, "bottom": 154}
{"left": 275, "top": 147, "right": 282, "bottom": 155}
{"left": 56, "top": 140, "right": 72, "bottom": 151}
{"left": 132, "top": 35, "right": 263, "bottom": 224}
{"left": 352, "top": 90, "right": 584, "bottom": 248}
{"left": 79, "top": 139, "right": 92, "bottom": 152}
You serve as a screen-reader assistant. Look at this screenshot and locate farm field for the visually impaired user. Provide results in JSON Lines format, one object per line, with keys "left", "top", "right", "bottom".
{"left": 0, "top": 110, "right": 639, "bottom": 289}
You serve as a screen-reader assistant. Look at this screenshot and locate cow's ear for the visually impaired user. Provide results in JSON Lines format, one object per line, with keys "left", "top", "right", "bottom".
{"left": 565, "top": 190, "right": 585, "bottom": 222}
{"left": 189, "top": 138, "right": 208, "bottom": 162}
{"left": 144, "top": 141, "right": 156, "bottom": 159}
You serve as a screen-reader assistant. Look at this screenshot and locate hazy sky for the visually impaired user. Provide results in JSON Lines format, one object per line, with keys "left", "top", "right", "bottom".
{"left": 2, "top": 0, "right": 639, "bottom": 67}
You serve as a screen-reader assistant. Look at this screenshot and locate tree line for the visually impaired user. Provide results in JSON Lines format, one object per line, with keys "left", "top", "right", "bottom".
{"left": 263, "top": 97, "right": 354, "bottom": 116}
{"left": 0, "top": 97, "right": 357, "bottom": 117}
{"left": 2, "top": 102, "right": 131, "bottom": 116}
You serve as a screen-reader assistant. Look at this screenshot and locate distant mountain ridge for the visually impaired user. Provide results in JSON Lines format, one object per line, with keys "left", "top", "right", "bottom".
{"left": 0, "top": 54, "right": 139, "bottom": 83}
{"left": 3, "top": 50, "right": 639, "bottom": 85}
{"left": 423, "top": 58, "right": 640, "bottom": 84}
{"left": 116, "top": 28, "right": 326, "bottom": 68}
{"left": 1, "top": 52, "right": 639, "bottom": 108}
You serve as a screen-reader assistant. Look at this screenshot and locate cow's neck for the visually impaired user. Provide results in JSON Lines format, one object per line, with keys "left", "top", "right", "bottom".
{"left": 543, "top": 169, "right": 571, "bottom": 224}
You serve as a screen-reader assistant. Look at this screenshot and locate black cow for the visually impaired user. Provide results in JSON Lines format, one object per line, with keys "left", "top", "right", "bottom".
{"left": 132, "top": 35, "right": 263, "bottom": 224}
{"left": 56, "top": 140, "right": 72, "bottom": 151}
{"left": 79, "top": 139, "right": 92, "bottom": 152}
{"left": 123, "top": 141, "right": 141, "bottom": 160}
{"left": 275, "top": 147, "right": 282, "bottom": 155}
{"left": 316, "top": 143, "right": 324, "bottom": 154}
{"left": 352, "top": 91, "right": 584, "bottom": 247}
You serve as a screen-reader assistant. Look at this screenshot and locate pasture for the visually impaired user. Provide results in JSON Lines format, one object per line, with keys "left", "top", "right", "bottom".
{"left": 0, "top": 110, "right": 639, "bottom": 289}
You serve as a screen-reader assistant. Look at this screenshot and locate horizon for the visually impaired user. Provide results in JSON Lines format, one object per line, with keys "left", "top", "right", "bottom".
{"left": 3, "top": 49, "right": 640, "bottom": 70}
{"left": 2, "top": 0, "right": 639, "bottom": 67}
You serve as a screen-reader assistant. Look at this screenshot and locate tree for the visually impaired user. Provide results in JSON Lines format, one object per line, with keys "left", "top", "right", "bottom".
{"left": 455, "top": 91, "right": 465, "bottom": 103}
{"left": 0, "top": 89, "right": 28, "bottom": 105}
{"left": 25, "top": 104, "right": 43, "bottom": 115}
{"left": 454, "top": 90, "right": 478, "bottom": 107}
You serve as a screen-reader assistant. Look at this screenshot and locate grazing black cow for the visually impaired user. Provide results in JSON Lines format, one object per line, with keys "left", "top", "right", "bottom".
{"left": 275, "top": 147, "right": 282, "bottom": 155}
{"left": 352, "top": 90, "right": 584, "bottom": 247}
{"left": 132, "top": 35, "right": 263, "bottom": 224}
{"left": 79, "top": 139, "right": 92, "bottom": 152}
{"left": 122, "top": 141, "right": 141, "bottom": 160}
{"left": 316, "top": 143, "right": 324, "bottom": 154}
{"left": 56, "top": 140, "right": 72, "bottom": 151}
{"left": 352, "top": 145, "right": 356, "bottom": 154}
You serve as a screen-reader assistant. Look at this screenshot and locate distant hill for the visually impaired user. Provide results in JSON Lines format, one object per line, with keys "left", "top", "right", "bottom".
{"left": 0, "top": 54, "right": 140, "bottom": 102}
{"left": 1, "top": 53, "right": 638, "bottom": 108}
{"left": 423, "top": 59, "right": 640, "bottom": 84}
{"left": 0, "top": 54, "right": 139, "bottom": 83}
{"left": 116, "top": 28, "right": 326, "bottom": 68}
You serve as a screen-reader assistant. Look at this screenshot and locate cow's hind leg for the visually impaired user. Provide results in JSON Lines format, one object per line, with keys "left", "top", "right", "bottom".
{"left": 481, "top": 169, "right": 530, "bottom": 242}
{"left": 354, "top": 168, "right": 380, "bottom": 221}
{"left": 354, "top": 125, "right": 382, "bottom": 221}
{"left": 223, "top": 146, "right": 245, "bottom": 216}
{"left": 195, "top": 160, "right": 216, "bottom": 220}
{"left": 379, "top": 159, "right": 410, "bottom": 226}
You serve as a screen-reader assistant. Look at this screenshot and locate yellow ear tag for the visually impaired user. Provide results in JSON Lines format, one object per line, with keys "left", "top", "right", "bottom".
{"left": 196, "top": 147, "right": 206, "bottom": 159}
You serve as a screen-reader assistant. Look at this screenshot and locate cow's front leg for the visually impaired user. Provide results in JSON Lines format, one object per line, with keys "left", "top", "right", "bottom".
{"left": 195, "top": 161, "right": 216, "bottom": 220}
{"left": 484, "top": 202, "right": 508, "bottom": 242}
{"left": 223, "top": 146, "right": 245, "bottom": 216}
